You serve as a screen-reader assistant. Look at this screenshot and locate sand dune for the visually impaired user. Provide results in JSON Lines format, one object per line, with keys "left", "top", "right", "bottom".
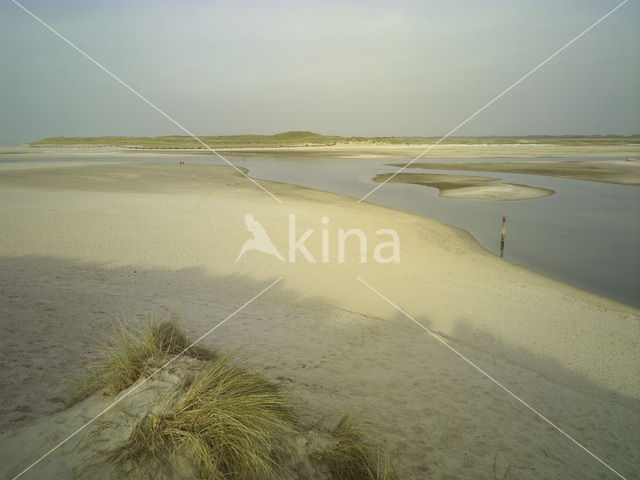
{"left": 0, "top": 162, "right": 638, "bottom": 479}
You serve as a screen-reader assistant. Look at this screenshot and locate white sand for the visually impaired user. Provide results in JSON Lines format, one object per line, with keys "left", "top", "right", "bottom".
{"left": 0, "top": 162, "right": 638, "bottom": 479}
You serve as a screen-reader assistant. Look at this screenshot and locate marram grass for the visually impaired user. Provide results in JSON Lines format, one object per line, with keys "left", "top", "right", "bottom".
{"left": 110, "top": 352, "right": 297, "bottom": 480}
{"left": 69, "top": 316, "right": 215, "bottom": 405}
{"left": 66, "top": 318, "right": 524, "bottom": 479}
{"left": 324, "top": 414, "right": 397, "bottom": 480}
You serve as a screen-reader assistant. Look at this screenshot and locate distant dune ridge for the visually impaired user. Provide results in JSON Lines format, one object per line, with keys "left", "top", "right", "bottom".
{"left": 26, "top": 131, "right": 640, "bottom": 148}
{"left": 3, "top": 132, "right": 637, "bottom": 160}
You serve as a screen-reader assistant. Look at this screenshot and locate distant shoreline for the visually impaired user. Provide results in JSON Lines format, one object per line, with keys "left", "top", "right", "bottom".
{"left": 24, "top": 132, "right": 640, "bottom": 148}
{"left": 1, "top": 142, "right": 639, "bottom": 159}
{"left": 3, "top": 131, "right": 639, "bottom": 159}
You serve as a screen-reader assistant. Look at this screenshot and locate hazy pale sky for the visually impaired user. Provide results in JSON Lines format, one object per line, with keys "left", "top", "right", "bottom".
{"left": 1, "top": 0, "right": 638, "bottom": 145}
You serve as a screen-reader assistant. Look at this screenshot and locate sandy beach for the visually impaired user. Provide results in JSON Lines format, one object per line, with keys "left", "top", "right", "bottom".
{"left": 0, "top": 161, "right": 638, "bottom": 479}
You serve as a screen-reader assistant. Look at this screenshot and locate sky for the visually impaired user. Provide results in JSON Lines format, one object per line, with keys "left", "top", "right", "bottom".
{"left": 0, "top": 0, "right": 638, "bottom": 146}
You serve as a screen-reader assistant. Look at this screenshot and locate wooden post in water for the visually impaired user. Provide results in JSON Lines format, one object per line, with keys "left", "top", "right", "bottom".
{"left": 500, "top": 216, "right": 506, "bottom": 258}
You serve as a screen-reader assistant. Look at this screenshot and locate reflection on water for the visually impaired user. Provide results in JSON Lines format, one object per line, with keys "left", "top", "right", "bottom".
{"left": 2, "top": 156, "right": 639, "bottom": 307}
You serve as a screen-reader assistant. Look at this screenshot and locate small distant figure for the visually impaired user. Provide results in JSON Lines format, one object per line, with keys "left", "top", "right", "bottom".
{"left": 179, "top": 161, "right": 184, "bottom": 165}
{"left": 236, "top": 213, "right": 284, "bottom": 262}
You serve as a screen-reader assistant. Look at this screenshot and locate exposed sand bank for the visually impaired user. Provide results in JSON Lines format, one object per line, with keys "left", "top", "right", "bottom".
{"left": 392, "top": 159, "right": 640, "bottom": 186}
{"left": 1, "top": 142, "right": 639, "bottom": 159}
{"left": 373, "top": 172, "right": 555, "bottom": 201}
{"left": 0, "top": 162, "right": 638, "bottom": 479}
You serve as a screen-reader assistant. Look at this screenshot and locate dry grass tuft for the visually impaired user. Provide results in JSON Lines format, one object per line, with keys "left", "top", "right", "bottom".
{"left": 325, "top": 414, "right": 397, "bottom": 480}
{"left": 70, "top": 319, "right": 407, "bottom": 479}
{"left": 69, "top": 316, "right": 215, "bottom": 405}
{"left": 110, "top": 352, "right": 297, "bottom": 480}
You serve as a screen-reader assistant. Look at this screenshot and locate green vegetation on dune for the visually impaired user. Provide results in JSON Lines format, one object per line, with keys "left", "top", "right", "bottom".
{"left": 28, "top": 131, "right": 640, "bottom": 148}
{"left": 29, "top": 131, "right": 344, "bottom": 149}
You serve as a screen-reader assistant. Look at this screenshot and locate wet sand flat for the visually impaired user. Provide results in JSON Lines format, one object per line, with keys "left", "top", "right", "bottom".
{"left": 372, "top": 172, "right": 555, "bottom": 201}
{"left": 391, "top": 159, "right": 640, "bottom": 185}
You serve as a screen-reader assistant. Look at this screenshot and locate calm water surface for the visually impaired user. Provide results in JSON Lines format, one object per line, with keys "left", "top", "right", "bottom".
{"left": 238, "top": 156, "right": 640, "bottom": 307}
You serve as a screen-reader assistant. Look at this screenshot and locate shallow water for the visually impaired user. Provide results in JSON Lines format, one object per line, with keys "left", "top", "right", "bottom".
{"left": 230, "top": 156, "right": 640, "bottom": 307}
{"left": 2, "top": 156, "right": 639, "bottom": 306}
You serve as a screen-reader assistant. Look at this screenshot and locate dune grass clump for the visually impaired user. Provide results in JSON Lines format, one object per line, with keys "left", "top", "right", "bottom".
{"left": 110, "top": 353, "right": 297, "bottom": 480}
{"left": 69, "top": 317, "right": 215, "bottom": 405}
{"left": 324, "top": 414, "right": 397, "bottom": 480}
